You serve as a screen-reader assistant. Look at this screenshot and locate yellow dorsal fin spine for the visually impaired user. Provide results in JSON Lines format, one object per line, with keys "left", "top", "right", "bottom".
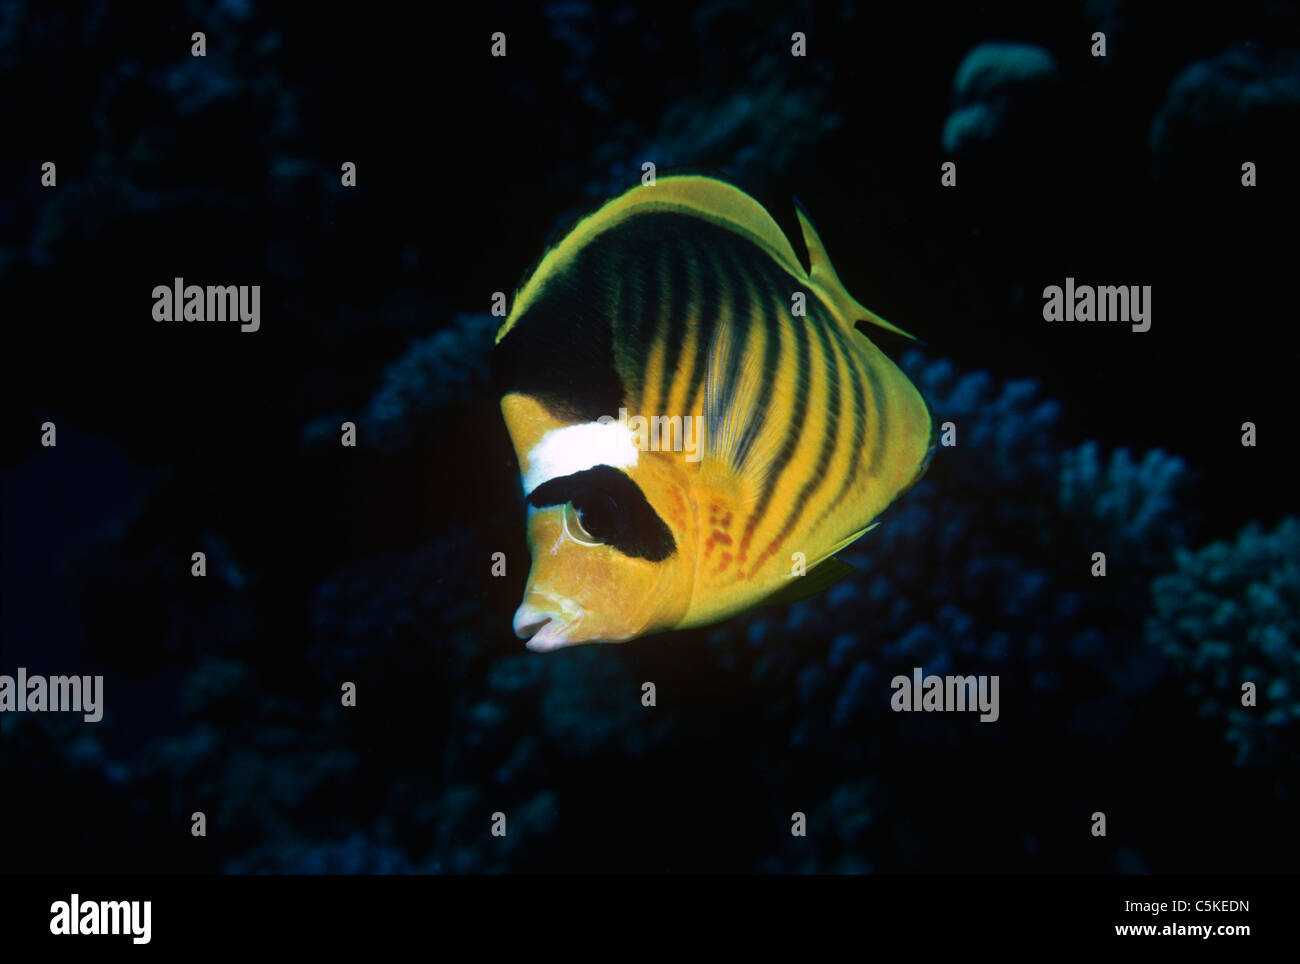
{"left": 792, "top": 200, "right": 919, "bottom": 342}
{"left": 497, "top": 176, "right": 807, "bottom": 344}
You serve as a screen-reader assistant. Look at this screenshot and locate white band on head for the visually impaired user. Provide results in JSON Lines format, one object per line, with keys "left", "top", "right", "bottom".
{"left": 523, "top": 420, "right": 640, "bottom": 496}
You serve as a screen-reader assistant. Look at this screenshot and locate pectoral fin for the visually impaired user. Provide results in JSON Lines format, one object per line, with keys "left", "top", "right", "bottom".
{"left": 761, "top": 555, "right": 858, "bottom": 608}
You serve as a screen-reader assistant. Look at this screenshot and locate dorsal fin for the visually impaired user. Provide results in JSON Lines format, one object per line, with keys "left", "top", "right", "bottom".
{"left": 498, "top": 176, "right": 807, "bottom": 344}
{"left": 792, "top": 196, "right": 919, "bottom": 342}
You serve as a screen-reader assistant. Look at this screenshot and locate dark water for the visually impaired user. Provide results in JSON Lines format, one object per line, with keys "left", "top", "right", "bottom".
{"left": 2, "top": 0, "right": 1297, "bottom": 875}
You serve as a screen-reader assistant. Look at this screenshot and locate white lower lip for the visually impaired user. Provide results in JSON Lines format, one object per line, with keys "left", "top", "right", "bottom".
{"left": 515, "top": 593, "right": 586, "bottom": 650}
{"left": 525, "top": 619, "right": 580, "bottom": 652}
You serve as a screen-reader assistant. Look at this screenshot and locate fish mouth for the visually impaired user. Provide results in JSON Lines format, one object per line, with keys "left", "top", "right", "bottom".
{"left": 513, "top": 599, "right": 584, "bottom": 652}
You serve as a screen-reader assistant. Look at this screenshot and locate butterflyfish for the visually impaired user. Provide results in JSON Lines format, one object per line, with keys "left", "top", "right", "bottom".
{"left": 493, "top": 175, "right": 934, "bottom": 650}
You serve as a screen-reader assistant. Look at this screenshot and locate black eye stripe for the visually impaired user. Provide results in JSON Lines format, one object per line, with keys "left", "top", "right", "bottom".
{"left": 527, "top": 465, "right": 676, "bottom": 562}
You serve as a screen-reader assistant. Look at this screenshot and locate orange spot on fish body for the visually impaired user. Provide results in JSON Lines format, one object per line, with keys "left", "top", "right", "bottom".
{"left": 704, "top": 529, "right": 733, "bottom": 558}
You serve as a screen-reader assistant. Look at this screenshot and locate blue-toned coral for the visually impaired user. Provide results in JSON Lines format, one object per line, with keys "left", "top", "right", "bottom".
{"left": 300, "top": 312, "right": 498, "bottom": 453}
{"left": 702, "top": 352, "right": 1199, "bottom": 870}
{"left": 1149, "top": 46, "right": 1300, "bottom": 184}
{"left": 7, "top": 310, "right": 1283, "bottom": 875}
{"left": 953, "top": 42, "right": 1057, "bottom": 104}
{"left": 760, "top": 779, "right": 878, "bottom": 875}
{"left": 1060, "top": 441, "right": 1193, "bottom": 566}
{"left": 942, "top": 43, "right": 1059, "bottom": 154}
{"left": 1147, "top": 517, "right": 1300, "bottom": 772}
{"left": 565, "top": 0, "right": 843, "bottom": 206}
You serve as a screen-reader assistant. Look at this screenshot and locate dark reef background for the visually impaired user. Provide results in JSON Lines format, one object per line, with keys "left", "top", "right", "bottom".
{"left": 2, "top": 0, "right": 1298, "bottom": 873}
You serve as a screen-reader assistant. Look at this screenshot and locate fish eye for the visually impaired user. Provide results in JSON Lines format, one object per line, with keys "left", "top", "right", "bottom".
{"left": 529, "top": 465, "right": 675, "bottom": 561}
{"left": 569, "top": 489, "right": 620, "bottom": 543}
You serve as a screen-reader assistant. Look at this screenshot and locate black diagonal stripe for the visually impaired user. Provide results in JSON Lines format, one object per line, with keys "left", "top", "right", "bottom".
{"left": 716, "top": 243, "right": 755, "bottom": 468}
{"left": 739, "top": 292, "right": 811, "bottom": 554}
{"left": 821, "top": 318, "right": 868, "bottom": 516}
{"left": 657, "top": 236, "right": 689, "bottom": 415}
{"left": 685, "top": 246, "right": 720, "bottom": 418}
{"left": 731, "top": 258, "right": 786, "bottom": 471}
{"left": 768, "top": 308, "right": 843, "bottom": 547}
{"left": 646, "top": 241, "right": 675, "bottom": 413}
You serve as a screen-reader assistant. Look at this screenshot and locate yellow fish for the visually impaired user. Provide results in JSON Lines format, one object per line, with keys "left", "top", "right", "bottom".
{"left": 494, "top": 175, "right": 934, "bottom": 650}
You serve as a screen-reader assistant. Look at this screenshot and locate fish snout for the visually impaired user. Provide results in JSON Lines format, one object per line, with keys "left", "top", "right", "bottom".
{"left": 512, "top": 602, "right": 553, "bottom": 639}
{"left": 513, "top": 596, "right": 583, "bottom": 652}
